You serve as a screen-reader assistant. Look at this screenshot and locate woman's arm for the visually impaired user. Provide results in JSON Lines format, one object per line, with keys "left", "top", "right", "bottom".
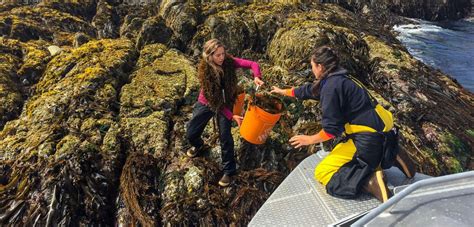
{"left": 271, "top": 83, "right": 317, "bottom": 100}
{"left": 289, "top": 129, "right": 334, "bottom": 148}
{"left": 233, "top": 57, "right": 262, "bottom": 78}
{"left": 271, "top": 86, "right": 295, "bottom": 97}
{"left": 222, "top": 107, "right": 243, "bottom": 126}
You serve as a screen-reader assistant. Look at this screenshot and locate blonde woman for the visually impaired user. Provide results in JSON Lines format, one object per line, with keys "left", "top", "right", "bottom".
{"left": 186, "top": 39, "right": 264, "bottom": 187}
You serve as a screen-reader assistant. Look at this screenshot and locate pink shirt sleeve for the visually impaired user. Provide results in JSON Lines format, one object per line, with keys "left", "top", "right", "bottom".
{"left": 233, "top": 57, "right": 262, "bottom": 78}
{"left": 222, "top": 107, "right": 233, "bottom": 120}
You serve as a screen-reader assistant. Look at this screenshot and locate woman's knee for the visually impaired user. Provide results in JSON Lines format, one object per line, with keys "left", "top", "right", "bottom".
{"left": 314, "top": 163, "right": 329, "bottom": 185}
{"left": 314, "top": 158, "right": 340, "bottom": 186}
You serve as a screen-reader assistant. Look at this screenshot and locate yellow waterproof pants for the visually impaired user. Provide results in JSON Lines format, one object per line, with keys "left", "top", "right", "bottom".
{"left": 314, "top": 104, "right": 394, "bottom": 186}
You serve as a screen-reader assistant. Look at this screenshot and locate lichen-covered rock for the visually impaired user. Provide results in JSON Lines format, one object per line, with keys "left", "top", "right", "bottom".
{"left": 116, "top": 43, "right": 199, "bottom": 225}
{"left": 118, "top": 43, "right": 198, "bottom": 160}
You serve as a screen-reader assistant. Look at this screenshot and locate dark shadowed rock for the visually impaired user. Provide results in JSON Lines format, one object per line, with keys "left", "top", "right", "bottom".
{"left": 135, "top": 16, "right": 173, "bottom": 50}
{"left": 0, "top": 6, "right": 96, "bottom": 44}
{"left": 117, "top": 4, "right": 159, "bottom": 40}
{"left": 159, "top": 0, "right": 202, "bottom": 50}
{"left": 190, "top": 2, "right": 298, "bottom": 57}
{"left": 0, "top": 38, "right": 23, "bottom": 131}
{"left": 39, "top": 0, "right": 98, "bottom": 21}
{"left": 268, "top": 4, "right": 370, "bottom": 75}
{"left": 119, "top": 14, "right": 146, "bottom": 40}
{"left": 73, "top": 32, "right": 91, "bottom": 47}
{"left": 338, "top": 0, "right": 472, "bottom": 21}
{"left": 190, "top": 3, "right": 256, "bottom": 57}
{"left": 92, "top": 0, "right": 120, "bottom": 39}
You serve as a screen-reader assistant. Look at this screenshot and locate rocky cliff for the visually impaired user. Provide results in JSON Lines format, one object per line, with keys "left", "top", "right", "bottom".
{"left": 334, "top": 0, "right": 472, "bottom": 21}
{"left": 0, "top": 1, "right": 473, "bottom": 226}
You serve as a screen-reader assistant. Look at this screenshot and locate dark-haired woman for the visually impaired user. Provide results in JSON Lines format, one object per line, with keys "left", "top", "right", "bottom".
{"left": 271, "top": 46, "right": 414, "bottom": 202}
{"left": 186, "top": 39, "right": 264, "bottom": 187}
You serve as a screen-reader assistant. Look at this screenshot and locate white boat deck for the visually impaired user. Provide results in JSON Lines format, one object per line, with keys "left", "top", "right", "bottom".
{"left": 249, "top": 151, "right": 430, "bottom": 226}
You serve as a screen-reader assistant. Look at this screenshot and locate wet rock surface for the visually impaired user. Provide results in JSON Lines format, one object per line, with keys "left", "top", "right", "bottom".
{"left": 0, "top": 1, "right": 473, "bottom": 225}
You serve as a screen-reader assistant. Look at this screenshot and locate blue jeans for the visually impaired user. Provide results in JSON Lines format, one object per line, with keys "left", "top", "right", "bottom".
{"left": 186, "top": 102, "right": 236, "bottom": 175}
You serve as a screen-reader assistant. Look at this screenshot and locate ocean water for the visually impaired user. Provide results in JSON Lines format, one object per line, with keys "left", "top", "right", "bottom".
{"left": 393, "top": 17, "right": 474, "bottom": 92}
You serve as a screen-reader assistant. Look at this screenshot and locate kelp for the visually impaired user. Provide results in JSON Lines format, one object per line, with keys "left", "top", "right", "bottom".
{"left": 0, "top": 1, "right": 473, "bottom": 226}
{"left": 119, "top": 152, "right": 162, "bottom": 226}
{"left": 253, "top": 93, "right": 284, "bottom": 114}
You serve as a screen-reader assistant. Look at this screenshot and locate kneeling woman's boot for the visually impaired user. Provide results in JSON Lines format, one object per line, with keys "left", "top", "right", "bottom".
{"left": 394, "top": 149, "right": 416, "bottom": 179}
{"left": 363, "top": 168, "right": 392, "bottom": 202}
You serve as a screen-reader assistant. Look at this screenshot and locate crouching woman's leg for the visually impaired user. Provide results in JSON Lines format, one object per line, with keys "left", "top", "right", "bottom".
{"left": 314, "top": 138, "right": 372, "bottom": 199}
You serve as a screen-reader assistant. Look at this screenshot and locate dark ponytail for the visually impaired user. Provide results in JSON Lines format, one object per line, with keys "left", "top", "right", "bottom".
{"left": 310, "top": 46, "right": 340, "bottom": 96}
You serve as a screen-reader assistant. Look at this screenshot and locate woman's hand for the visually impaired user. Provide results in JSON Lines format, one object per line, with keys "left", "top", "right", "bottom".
{"left": 232, "top": 115, "right": 244, "bottom": 127}
{"left": 289, "top": 135, "right": 317, "bottom": 149}
{"left": 270, "top": 86, "right": 285, "bottom": 96}
{"left": 254, "top": 77, "right": 264, "bottom": 86}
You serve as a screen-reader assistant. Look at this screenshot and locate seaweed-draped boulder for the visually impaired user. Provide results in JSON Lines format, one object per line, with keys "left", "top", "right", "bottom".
{"left": 363, "top": 35, "right": 474, "bottom": 174}
{"left": 159, "top": 0, "right": 202, "bottom": 50}
{"left": 117, "top": 43, "right": 199, "bottom": 226}
{"left": 92, "top": 0, "right": 120, "bottom": 39}
{"left": 0, "top": 38, "right": 23, "bottom": 131}
{"left": 0, "top": 39, "right": 137, "bottom": 225}
{"left": 0, "top": 6, "right": 96, "bottom": 45}
{"left": 190, "top": 2, "right": 300, "bottom": 57}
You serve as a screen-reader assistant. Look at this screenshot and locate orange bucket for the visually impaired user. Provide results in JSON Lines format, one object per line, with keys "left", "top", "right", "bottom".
{"left": 233, "top": 92, "right": 246, "bottom": 116}
{"left": 240, "top": 96, "right": 282, "bottom": 144}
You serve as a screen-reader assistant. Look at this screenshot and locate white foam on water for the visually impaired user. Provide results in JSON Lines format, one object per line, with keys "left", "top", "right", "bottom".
{"left": 393, "top": 23, "right": 454, "bottom": 36}
{"left": 393, "top": 17, "right": 474, "bottom": 92}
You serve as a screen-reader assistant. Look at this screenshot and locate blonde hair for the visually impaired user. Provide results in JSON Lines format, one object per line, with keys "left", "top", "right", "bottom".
{"left": 202, "top": 39, "right": 225, "bottom": 76}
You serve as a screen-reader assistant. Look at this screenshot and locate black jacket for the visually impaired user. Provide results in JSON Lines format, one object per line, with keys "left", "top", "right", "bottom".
{"left": 294, "top": 68, "right": 386, "bottom": 137}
